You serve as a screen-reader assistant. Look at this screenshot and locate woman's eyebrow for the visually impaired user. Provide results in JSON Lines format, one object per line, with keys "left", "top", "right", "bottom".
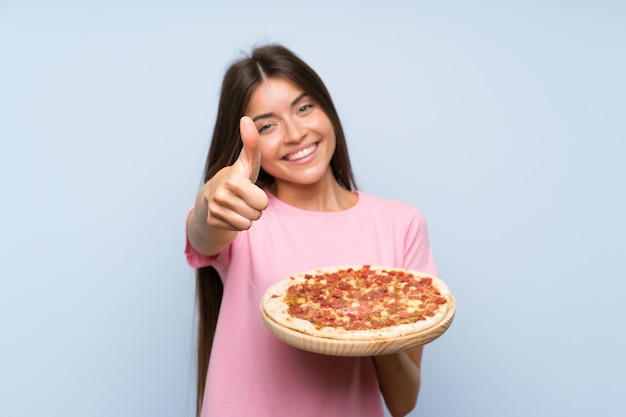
{"left": 252, "top": 93, "right": 309, "bottom": 122}
{"left": 252, "top": 113, "right": 273, "bottom": 122}
{"left": 291, "top": 93, "right": 308, "bottom": 107}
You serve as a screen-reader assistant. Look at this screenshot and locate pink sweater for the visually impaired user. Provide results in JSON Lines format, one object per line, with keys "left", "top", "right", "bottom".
{"left": 185, "top": 191, "right": 438, "bottom": 417}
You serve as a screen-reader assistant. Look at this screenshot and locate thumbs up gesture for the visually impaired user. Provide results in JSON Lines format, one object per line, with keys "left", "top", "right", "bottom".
{"left": 196, "top": 116, "right": 270, "bottom": 234}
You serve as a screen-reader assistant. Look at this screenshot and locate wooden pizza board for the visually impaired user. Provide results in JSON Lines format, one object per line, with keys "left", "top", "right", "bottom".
{"left": 260, "top": 295, "right": 455, "bottom": 357}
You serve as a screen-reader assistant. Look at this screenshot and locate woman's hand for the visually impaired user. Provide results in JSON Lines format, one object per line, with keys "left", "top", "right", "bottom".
{"left": 188, "top": 116, "right": 270, "bottom": 256}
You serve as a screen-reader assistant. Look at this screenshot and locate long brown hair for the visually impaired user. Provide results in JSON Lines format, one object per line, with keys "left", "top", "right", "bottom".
{"left": 194, "top": 44, "right": 357, "bottom": 416}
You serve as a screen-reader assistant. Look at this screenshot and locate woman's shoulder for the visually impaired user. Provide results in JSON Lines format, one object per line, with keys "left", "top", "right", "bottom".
{"left": 356, "top": 191, "right": 423, "bottom": 216}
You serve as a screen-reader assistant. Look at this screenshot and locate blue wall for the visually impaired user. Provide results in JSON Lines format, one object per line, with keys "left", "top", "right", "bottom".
{"left": 1, "top": 1, "right": 624, "bottom": 416}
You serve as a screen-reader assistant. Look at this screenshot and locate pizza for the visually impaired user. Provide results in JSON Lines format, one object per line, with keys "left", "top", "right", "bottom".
{"left": 261, "top": 265, "right": 452, "bottom": 341}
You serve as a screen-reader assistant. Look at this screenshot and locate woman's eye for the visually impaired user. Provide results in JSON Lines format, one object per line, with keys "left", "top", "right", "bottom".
{"left": 258, "top": 123, "right": 272, "bottom": 133}
{"left": 298, "top": 103, "right": 314, "bottom": 113}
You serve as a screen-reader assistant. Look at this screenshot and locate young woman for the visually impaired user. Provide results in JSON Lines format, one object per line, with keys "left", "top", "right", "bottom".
{"left": 185, "top": 44, "right": 438, "bottom": 417}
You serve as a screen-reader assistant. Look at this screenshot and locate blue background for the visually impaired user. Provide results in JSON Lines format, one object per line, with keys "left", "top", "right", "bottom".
{"left": 1, "top": 1, "right": 624, "bottom": 416}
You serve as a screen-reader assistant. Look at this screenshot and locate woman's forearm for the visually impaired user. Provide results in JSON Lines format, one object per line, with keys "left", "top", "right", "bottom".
{"left": 373, "top": 347, "right": 423, "bottom": 417}
{"left": 187, "top": 203, "right": 237, "bottom": 257}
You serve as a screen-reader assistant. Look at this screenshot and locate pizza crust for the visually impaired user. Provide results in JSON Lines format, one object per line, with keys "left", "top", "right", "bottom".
{"left": 261, "top": 265, "right": 451, "bottom": 341}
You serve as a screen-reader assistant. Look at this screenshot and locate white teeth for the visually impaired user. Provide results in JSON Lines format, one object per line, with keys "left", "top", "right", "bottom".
{"left": 286, "top": 143, "right": 317, "bottom": 161}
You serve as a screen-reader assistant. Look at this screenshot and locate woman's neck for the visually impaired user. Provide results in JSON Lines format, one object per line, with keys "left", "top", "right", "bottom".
{"left": 270, "top": 171, "right": 357, "bottom": 212}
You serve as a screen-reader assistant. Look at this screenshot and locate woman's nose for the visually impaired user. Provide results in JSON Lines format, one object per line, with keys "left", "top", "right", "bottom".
{"left": 284, "top": 118, "right": 306, "bottom": 143}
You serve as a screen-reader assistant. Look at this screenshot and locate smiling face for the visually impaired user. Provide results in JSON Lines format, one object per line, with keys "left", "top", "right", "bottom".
{"left": 245, "top": 77, "right": 337, "bottom": 191}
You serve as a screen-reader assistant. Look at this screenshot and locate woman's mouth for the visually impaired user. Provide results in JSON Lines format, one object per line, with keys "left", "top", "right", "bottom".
{"left": 285, "top": 143, "right": 318, "bottom": 161}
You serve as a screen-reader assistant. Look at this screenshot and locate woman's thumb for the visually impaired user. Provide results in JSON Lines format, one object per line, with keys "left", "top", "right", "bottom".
{"left": 236, "top": 116, "right": 261, "bottom": 183}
